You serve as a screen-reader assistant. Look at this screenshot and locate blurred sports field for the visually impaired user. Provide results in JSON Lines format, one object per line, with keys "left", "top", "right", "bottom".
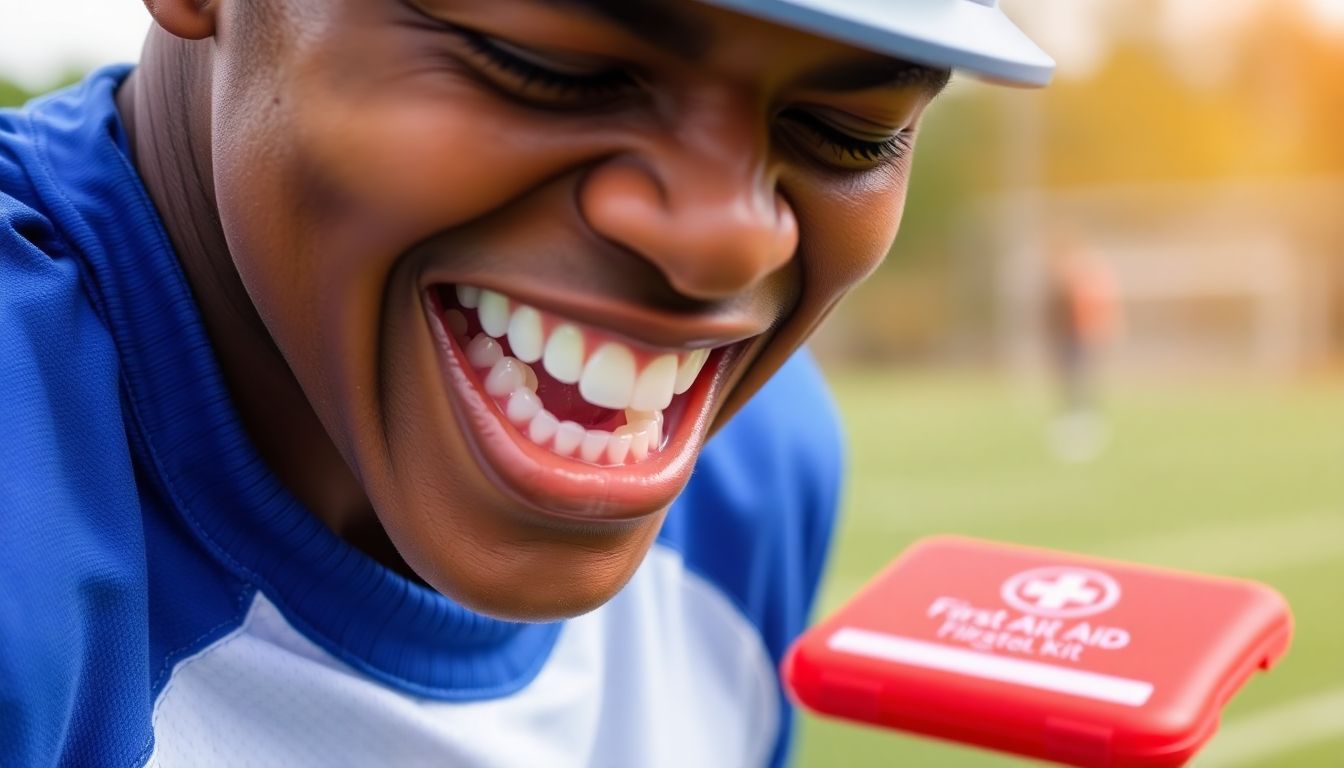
{"left": 794, "top": 369, "right": 1344, "bottom": 768}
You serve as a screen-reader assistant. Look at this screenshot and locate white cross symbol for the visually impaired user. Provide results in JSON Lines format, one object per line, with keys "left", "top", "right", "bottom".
{"left": 1020, "top": 573, "right": 1101, "bottom": 610}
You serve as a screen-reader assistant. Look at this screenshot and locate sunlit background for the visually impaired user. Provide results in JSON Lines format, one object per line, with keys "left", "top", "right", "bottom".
{"left": 2, "top": 1, "right": 1341, "bottom": 766}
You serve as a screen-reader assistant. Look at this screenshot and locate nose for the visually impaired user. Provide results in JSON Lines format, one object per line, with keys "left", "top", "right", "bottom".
{"left": 578, "top": 119, "right": 798, "bottom": 301}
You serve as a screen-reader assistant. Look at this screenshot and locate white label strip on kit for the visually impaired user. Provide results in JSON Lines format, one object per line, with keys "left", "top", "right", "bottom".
{"left": 827, "top": 627, "right": 1155, "bottom": 707}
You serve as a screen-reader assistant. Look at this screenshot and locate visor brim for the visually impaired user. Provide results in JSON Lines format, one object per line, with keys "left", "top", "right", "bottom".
{"left": 695, "top": 0, "right": 1055, "bottom": 87}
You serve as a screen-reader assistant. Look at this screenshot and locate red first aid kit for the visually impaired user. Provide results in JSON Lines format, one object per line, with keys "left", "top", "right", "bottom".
{"left": 782, "top": 536, "right": 1292, "bottom": 767}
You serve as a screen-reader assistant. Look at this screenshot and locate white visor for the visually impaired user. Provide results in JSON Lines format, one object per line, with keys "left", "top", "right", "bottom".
{"left": 694, "top": 0, "right": 1054, "bottom": 86}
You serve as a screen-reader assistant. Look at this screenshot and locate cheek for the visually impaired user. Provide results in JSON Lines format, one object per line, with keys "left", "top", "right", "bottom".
{"left": 209, "top": 55, "right": 607, "bottom": 433}
{"left": 717, "top": 172, "right": 908, "bottom": 425}
{"left": 277, "top": 44, "right": 619, "bottom": 252}
{"left": 286, "top": 94, "right": 552, "bottom": 239}
{"left": 797, "top": 174, "right": 910, "bottom": 302}
{"left": 214, "top": 37, "right": 605, "bottom": 305}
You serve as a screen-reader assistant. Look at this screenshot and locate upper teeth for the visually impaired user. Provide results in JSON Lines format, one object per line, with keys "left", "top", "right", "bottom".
{"left": 463, "top": 288, "right": 711, "bottom": 412}
{"left": 478, "top": 290, "right": 511, "bottom": 338}
{"left": 455, "top": 285, "right": 481, "bottom": 309}
{"left": 507, "top": 306, "right": 544, "bottom": 363}
{"left": 542, "top": 325, "right": 584, "bottom": 384}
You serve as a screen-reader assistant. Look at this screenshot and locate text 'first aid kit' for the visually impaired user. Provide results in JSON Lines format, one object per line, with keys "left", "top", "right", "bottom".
{"left": 783, "top": 536, "right": 1292, "bottom": 767}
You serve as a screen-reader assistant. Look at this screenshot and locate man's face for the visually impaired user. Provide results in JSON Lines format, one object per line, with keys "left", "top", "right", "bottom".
{"left": 207, "top": 0, "right": 943, "bottom": 619}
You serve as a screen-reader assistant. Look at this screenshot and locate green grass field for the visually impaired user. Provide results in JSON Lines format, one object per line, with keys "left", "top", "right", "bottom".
{"left": 793, "top": 370, "right": 1344, "bottom": 767}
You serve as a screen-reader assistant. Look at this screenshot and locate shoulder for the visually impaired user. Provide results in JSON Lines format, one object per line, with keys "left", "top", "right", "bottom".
{"left": 0, "top": 104, "right": 69, "bottom": 270}
{"left": 0, "top": 94, "right": 152, "bottom": 767}
{"left": 0, "top": 99, "right": 124, "bottom": 484}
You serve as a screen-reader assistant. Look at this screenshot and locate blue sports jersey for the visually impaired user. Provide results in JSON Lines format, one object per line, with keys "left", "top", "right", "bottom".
{"left": 0, "top": 67, "right": 843, "bottom": 768}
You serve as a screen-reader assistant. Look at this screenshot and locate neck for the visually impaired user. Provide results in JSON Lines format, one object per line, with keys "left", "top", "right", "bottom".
{"left": 117, "top": 30, "right": 381, "bottom": 550}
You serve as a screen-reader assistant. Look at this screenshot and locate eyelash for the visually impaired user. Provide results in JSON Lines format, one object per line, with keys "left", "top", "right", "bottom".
{"left": 779, "top": 109, "right": 912, "bottom": 167}
{"left": 456, "top": 29, "right": 636, "bottom": 105}
{"left": 454, "top": 28, "right": 909, "bottom": 169}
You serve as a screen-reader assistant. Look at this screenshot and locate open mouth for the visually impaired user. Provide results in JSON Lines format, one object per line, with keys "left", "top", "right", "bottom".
{"left": 433, "top": 284, "right": 716, "bottom": 466}
{"left": 422, "top": 283, "right": 750, "bottom": 519}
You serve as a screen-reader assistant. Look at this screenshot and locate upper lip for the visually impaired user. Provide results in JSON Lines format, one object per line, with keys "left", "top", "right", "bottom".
{"left": 420, "top": 277, "right": 772, "bottom": 352}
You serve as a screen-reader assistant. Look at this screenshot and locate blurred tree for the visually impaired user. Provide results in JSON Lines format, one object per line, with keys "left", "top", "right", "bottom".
{"left": 1, "top": 72, "right": 86, "bottom": 108}
{"left": 895, "top": 87, "right": 1006, "bottom": 264}
{"left": 0, "top": 78, "right": 40, "bottom": 108}
{"left": 1043, "top": 3, "right": 1344, "bottom": 185}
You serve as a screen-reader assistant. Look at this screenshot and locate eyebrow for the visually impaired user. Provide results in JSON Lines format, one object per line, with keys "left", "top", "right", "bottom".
{"left": 553, "top": 0, "right": 714, "bottom": 59}
{"left": 797, "top": 57, "right": 952, "bottom": 96}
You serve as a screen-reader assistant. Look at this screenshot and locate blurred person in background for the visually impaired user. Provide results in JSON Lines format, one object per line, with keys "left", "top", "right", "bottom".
{"left": 0, "top": 1, "right": 1050, "bottom": 766}
{"left": 1045, "top": 226, "right": 1123, "bottom": 462}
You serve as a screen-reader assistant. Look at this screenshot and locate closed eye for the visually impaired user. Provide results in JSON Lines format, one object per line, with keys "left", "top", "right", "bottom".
{"left": 778, "top": 108, "right": 913, "bottom": 170}
{"left": 452, "top": 26, "right": 639, "bottom": 109}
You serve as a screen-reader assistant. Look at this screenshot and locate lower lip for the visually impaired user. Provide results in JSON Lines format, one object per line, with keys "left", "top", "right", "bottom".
{"left": 422, "top": 290, "right": 742, "bottom": 523}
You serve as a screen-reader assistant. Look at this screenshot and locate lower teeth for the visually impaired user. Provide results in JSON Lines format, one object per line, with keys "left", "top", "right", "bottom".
{"left": 465, "top": 333, "right": 666, "bottom": 466}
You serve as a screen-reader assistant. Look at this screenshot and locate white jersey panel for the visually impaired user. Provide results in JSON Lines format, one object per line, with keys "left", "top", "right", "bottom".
{"left": 144, "top": 545, "right": 780, "bottom": 768}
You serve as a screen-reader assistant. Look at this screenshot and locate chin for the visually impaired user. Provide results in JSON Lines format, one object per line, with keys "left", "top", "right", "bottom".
{"left": 379, "top": 490, "right": 668, "bottom": 623}
{"left": 441, "top": 570, "right": 638, "bottom": 624}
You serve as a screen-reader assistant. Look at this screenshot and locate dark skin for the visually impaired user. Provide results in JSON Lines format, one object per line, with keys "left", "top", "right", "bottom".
{"left": 120, "top": 0, "right": 946, "bottom": 620}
